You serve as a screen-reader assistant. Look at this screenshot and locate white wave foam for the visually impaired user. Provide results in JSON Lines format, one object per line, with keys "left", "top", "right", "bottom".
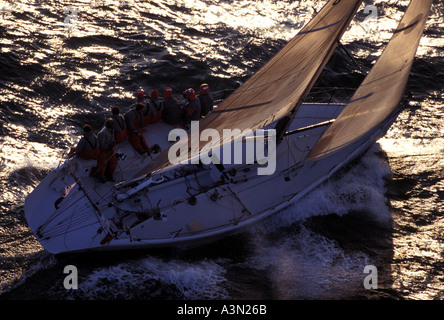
{"left": 246, "top": 225, "right": 370, "bottom": 299}
{"left": 72, "top": 256, "right": 229, "bottom": 300}
{"left": 254, "top": 143, "right": 393, "bottom": 235}
{"left": 236, "top": 144, "right": 391, "bottom": 298}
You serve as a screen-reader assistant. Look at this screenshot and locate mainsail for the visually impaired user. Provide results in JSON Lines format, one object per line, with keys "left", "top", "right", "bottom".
{"left": 309, "top": 0, "right": 433, "bottom": 160}
{"left": 140, "top": 0, "right": 363, "bottom": 176}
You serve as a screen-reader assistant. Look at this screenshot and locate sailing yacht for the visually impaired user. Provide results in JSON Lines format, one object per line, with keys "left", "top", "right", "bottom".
{"left": 25, "top": 0, "right": 433, "bottom": 254}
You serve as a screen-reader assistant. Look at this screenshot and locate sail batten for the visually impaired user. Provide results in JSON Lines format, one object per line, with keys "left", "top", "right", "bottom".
{"left": 309, "top": 0, "right": 433, "bottom": 161}
{"left": 138, "top": 0, "right": 363, "bottom": 177}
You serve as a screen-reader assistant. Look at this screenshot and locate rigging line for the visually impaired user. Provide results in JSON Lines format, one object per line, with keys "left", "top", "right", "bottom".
{"left": 42, "top": 211, "right": 99, "bottom": 240}
{"left": 37, "top": 188, "right": 82, "bottom": 232}
{"left": 40, "top": 221, "right": 99, "bottom": 241}
{"left": 52, "top": 187, "right": 85, "bottom": 214}
{"left": 226, "top": 186, "right": 252, "bottom": 216}
{"left": 275, "top": 62, "right": 333, "bottom": 142}
{"left": 63, "top": 200, "right": 78, "bottom": 248}
{"left": 49, "top": 206, "right": 98, "bottom": 230}
{"left": 285, "top": 135, "right": 299, "bottom": 165}
{"left": 113, "top": 152, "right": 127, "bottom": 183}
{"left": 50, "top": 185, "right": 94, "bottom": 217}
{"left": 71, "top": 175, "right": 111, "bottom": 231}
{"left": 70, "top": 168, "right": 122, "bottom": 211}
{"left": 42, "top": 207, "right": 96, "bottom": 232}
{"left": 311, "top": 86, "right": 357, "bottom": 92}
{"left": 339, "top": 41, "right": 363, "bottom": 72}
{"left": 37, "top": 208, "right": 98, "bottom": 237}
{"left": 89, "top": 179, "right": 116, "bottom": 202}
{"left": 40, "top": 217, "right": 96, "bottom": 240}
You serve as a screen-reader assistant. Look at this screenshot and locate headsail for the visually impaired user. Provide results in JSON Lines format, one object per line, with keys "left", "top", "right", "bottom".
{"left": 309, "top": 0, "right": 433, "bottom": 160}
{"left": 139, "top": 0, "right": 363, "bottom": 177}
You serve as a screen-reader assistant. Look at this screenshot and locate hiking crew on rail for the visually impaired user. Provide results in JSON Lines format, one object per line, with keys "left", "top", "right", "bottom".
{"left": 71, "top": 84, "right": 214, "bottom": 183}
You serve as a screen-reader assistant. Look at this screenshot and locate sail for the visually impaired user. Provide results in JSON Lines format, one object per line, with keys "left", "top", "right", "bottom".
{"left": 309, "top": 0, "right": 433, "bottom": 161}
{"left": 138, "top": 0, "right": 363, "bottom": 177}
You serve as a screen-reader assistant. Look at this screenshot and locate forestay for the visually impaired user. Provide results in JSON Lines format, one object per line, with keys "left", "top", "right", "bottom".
{"left": 309, "top": 0, "right": 433, "bottom": 160}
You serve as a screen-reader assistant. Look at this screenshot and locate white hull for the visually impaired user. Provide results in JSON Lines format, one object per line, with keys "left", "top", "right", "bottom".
{"left": 24, "top": 102, "right": 400, "bottom": 254}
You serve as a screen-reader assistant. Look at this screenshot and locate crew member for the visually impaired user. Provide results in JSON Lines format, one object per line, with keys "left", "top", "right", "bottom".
{"left": 97, "top": 118, "right": 117, "bottom": 182}
{"left": 161, "top": 87, "right": 183, "bottom": 125}
{"left": 198, "top": 83, "right": 214, "bottom": 117}
{"left": 147, "top": 89, "right": 162, "bottom": 124}
{"left": 125, "top": 103, "right": 151, "bottom": 155}
{"left": 142, "top": 90, "right": 157, "bottom": 126}
{"left": 183, "top": 88, "right": 201, "bottom": 127}
{"left": 111, "top": 105, "right": 127, "bottom": 144}
{"left": 75, "top": 124, "right": 100, "bottom": 160}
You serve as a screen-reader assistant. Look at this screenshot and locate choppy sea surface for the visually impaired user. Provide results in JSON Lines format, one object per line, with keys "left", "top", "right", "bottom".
{"left": 0, "top": 0, "right": 443, "bottom": 301}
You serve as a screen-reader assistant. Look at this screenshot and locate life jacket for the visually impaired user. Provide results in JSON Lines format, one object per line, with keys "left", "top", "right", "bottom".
{"left": 144, "top": 98, "right": 161, "bottom": 125}
{"left": 149, "top": 98, "right": 162, "bottom": 123}
{"left": 162, "top": 97, "right": 183, "bottom": 125}
{"left": 112, "top": 113, "right": 127, "bottom": 144}
{"left": 112, "top": 114, "right": 126, "bottom": 132}
{"left": 199, "top": 93, "right": 214, "bottom": 117}
{"left": 184, "top": 98, "right": 201, "bottom": 122}
{"left": 125, "top": 108, "right": 143, "bottom": 134}
{"left": 98, "top": 127, "right": 115, "bottom": 152}
{"left": 76, "top": 132, "right": 99, "bottom": 160}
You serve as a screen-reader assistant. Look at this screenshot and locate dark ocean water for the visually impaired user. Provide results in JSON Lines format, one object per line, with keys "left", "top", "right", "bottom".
{"left": 0, "top": 0, "right": 443, "bottom": 301}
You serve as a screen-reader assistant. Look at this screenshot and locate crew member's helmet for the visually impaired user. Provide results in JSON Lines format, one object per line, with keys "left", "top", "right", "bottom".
{"left": 163, "top": 87, "right": 173, "bottom": 99}
{"left": 137, "top": 91, "right": 147, "bottom": 99}
{"left": 199, "top": 84, "right": 209, "bottom": 95}
{"left": 151, "top": 89, "right": 159, "bottom": 98}
{"left": 184, "top": 88, "right": 196, "bottom": 101}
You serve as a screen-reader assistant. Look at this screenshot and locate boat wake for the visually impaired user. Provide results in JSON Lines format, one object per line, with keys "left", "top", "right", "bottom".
{"left": 253, "top": 143, "right": 393, "bottom": 234}
{"left": 67, "top": 256, "right": 229, "bottom": 300}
